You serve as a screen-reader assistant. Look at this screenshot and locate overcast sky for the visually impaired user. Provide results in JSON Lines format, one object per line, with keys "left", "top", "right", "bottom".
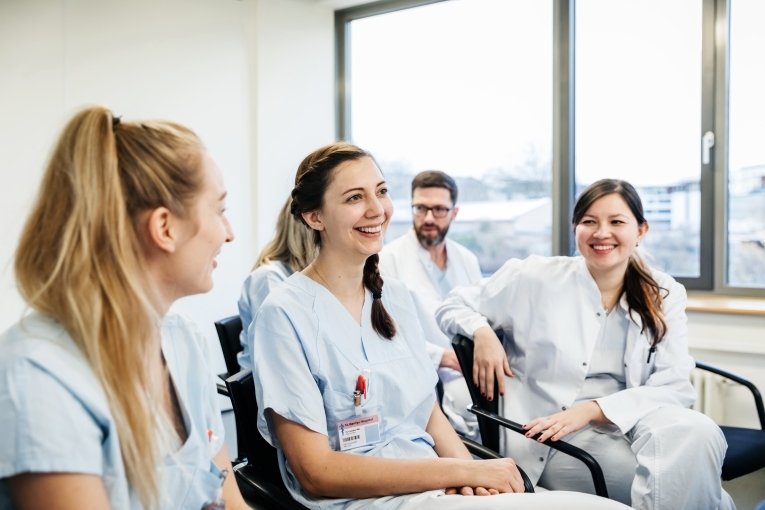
{"left": 350, "top": 0, "right": 764, "bottom": 187}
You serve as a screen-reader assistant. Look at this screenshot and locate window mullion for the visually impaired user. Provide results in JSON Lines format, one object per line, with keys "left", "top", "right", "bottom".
{"left": 552, "top": 0, "right": 575, "bottom": 256}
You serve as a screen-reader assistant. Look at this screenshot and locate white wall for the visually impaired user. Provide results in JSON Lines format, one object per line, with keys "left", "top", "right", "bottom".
{"left": 0, "top": 0, "right": 336, "bottom": 374}
{"left": 688, "top": 312, "right": 765, "bottom": 429}
{"left": 253, "top": 0, "right": 336, "bottom": 248}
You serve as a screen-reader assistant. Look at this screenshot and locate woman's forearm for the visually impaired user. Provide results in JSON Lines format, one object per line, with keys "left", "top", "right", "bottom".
{"left": 426, "top": 402, "right": 473, "bottom": 460}
{"left": 272, "top": 411, "right": 481, "bottom": 498}
{"left": 304, "top": 453, "right": 472, "bottom": 498}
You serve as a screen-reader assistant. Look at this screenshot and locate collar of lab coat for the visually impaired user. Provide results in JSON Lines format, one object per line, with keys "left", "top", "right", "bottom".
{"left": 573, "top": 256, "right": 643, "bottom": 326}
{"left": 574, "top": 256, "right": 647, "bottom": 380}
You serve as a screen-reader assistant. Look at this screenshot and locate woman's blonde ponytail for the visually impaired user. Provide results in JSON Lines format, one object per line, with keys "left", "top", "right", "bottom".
{"left": 15, "top": 106, "right": 204, "bottom": 508}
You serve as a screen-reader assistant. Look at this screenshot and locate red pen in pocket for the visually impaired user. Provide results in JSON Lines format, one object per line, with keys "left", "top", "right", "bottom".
{"left": 356, "top": 375, "right": 366, "bottom": 398}
{"left": 356, "top": 370, "right": 370, "bottom": 399}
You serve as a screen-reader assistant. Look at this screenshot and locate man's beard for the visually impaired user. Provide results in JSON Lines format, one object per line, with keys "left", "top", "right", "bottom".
{"left": 415, "top": 223, "right": 449, "bottom": 247}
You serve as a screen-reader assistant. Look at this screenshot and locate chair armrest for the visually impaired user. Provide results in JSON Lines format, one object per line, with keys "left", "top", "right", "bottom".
{"left": 216, "top": 382, "right": 230, "bottom": 397}
{"left": 695, "top": 361, "right": 765, "bottom": 430}
{"left": 460, "top": 437, "right": 535, "bottom": 493}
{"left": 235, "top": 465, "right": 308, "bottom": 510}
{"left": 460, "top": 437, "right": 502, "bottom": 460}
{"left": 468, "top": 406, "right": 609, "bottom": 498}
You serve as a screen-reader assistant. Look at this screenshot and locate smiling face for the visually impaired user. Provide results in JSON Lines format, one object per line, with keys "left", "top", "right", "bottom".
{"left": 169, "top": 151, "right": 234, "bottom": 296}
{"left": 305, "top": 156, "right": 392, "bottom": 263}
{"left": 574, "top": 193, "right": 649, "bottom": 278}
{"left": 412, "top": 187, "right": 458, "bottom": 247}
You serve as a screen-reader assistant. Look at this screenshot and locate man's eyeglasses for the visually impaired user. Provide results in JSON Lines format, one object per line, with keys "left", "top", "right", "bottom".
{"left": 411, "top": 204, "right": 452, "bottom": 218}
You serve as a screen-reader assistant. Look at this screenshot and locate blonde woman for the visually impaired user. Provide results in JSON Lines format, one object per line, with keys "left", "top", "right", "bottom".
{"left": 237, "top": 196, "right": 317, "bottom": 369}
{"left": 0, "top": 107, "right": 249, "bottom": 510}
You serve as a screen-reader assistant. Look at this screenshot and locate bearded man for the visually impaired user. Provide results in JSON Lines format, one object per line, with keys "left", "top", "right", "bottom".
{"left": 379, "top": 170, "right": 483, "bottom": 442}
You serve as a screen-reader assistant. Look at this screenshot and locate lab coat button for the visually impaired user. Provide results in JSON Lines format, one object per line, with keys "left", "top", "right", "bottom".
{"left": 596, "top": 312, "right": 601, "bottom": 316}
{"left": 624, "top": 363, "right": 628, "bottom": 367}
{"left": 582, "top": 362, "right": 588, "bottom": 366}
{"left": 539, "top": 457, "right": 544, "bottom": 462}
{"left": 561, "top": 406, "right": 568, "bottom": 411}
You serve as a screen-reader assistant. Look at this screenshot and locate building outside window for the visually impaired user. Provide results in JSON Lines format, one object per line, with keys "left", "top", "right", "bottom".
{"left": 727, "top": 0, "right": 765, "bottom": 287}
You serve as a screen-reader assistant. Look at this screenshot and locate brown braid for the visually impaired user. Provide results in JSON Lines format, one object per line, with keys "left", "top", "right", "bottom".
{"left": 363, "top": 254, "right": 396, "bottom": 339}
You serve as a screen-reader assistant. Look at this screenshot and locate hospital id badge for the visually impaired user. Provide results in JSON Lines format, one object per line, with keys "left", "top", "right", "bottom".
{"left": 336, "top": 414, "right": 381, "bottom": 452}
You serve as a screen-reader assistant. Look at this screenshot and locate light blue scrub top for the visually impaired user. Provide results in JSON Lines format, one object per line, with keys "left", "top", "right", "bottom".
{"left": 428, "top": 263, "right": 454, "bottom": 301}
{"left": 0, "top": 312, "right": 226, "bottom": 509}
{"left": 237, "top": 260, "right": 293, "bottom": 370}
{"left": 251, "top": 273, "right": 439, "bottom": 510}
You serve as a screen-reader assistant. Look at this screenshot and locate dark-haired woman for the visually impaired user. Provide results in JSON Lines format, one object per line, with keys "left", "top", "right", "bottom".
{"left": 249, "top": 144, "right": 628, "bottom": 510}
{"left": 436, "top": 179, "right": 733, "bottom": 510}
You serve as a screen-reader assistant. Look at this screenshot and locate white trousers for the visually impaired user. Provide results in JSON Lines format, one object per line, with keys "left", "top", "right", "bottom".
{"left": 537, "top": 407, "right": 735, "bottom": 510}
{"left": 441, "top": 377, "right": 481, "bottom": 443}
{"left": 397, "top": 488, "right": 631, "bottom": 509}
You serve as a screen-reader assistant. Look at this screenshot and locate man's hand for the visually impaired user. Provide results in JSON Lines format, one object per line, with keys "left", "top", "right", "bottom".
{"left": 439, "top": 350, "right": 462, "bottom": 373}
{"left": 522, "top": 401, "right": 609, "bottom": 442}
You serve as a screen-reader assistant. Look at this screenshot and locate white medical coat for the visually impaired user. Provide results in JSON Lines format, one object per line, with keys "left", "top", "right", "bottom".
{"left": 435, "top": 255, "right": 697, "bottom": 484}
{"left": 379, "top": 229, "right": 482, "bottom": 373}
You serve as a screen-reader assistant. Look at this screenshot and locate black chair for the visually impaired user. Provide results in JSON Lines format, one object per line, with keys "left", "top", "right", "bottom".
{"left": 214, "top": 315, "right": 245, "bottom": 453}
{"left": 452, "top": 334, "right": 610, "bottom": 498}
{"left": 694, "top": 360, "right": 765, "bottom": 481}
{"left": 215, "top": 315, "right": 244, "bottom": 379}
{"left": 225, "top": 369, "right": 535, "bottom": 510}
{"left": 226, "top": 369, "right": 308, "bottom": 510}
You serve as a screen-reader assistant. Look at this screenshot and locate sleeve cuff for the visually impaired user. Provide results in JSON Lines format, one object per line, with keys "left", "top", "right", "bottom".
{"left": 464, "top": 318, "right": 492, "bottom": 338}
{"left": 593, "top": 396, "right": 630, "bottom": 435}
{"left": 426, "top": 342, "right": 446, "bottom": 370}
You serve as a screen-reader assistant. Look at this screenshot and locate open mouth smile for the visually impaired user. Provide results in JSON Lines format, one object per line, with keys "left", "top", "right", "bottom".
{"left": 356, "top": 225, "right": 382, "bottom": 234}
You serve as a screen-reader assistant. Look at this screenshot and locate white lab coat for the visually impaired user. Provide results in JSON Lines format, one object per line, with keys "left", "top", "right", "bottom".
{"left": 379, "top": 229, "right": 483, "bottom": 371}
{"left": 435, "top": 255, "right": 697, "bottom": 485}
{"left": 379, "top": 230, "right": 483, "bottom": 441}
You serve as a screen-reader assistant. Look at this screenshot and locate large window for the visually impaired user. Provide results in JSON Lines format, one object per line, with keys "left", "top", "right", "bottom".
{"left": 346, "top": 0, "right": 553, "bottom": 273}
{"left": 727, "top": 0, "right": 765, "bottom": 287}
{"left": 338, "top": 0, "right": 765, "bottom": 294}
{"left": 575, "top": 0, "right": 703, "bottom": 278}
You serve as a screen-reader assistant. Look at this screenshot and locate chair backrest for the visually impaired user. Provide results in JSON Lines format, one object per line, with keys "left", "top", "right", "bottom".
{"left": 452, "top": 334, "right": 501, "bottom": 451}
{"left": 225, "top": 369, "right": 287, "bottom": 491}
{"left": 215, "top": 315, "right": 243, "bottom": 377}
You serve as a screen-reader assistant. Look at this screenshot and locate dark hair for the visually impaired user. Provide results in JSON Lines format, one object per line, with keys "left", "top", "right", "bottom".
{"left": 572, "top": 179, "right": 669, "bottom": 347}
{"left": 290, "top": 142, "right": 396, "bottom": 340}
{"left": 411, "top": 170, "right": 458, "bottom": 205}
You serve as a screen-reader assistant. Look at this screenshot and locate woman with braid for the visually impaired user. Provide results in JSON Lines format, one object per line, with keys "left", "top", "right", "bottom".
{"left": 249, "top": 143, "right": 628, "bottom": 510}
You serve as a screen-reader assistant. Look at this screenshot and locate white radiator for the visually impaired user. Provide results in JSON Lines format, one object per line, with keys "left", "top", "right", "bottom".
{"left": 690, "top": 368, "right": 728, "bottom": 424}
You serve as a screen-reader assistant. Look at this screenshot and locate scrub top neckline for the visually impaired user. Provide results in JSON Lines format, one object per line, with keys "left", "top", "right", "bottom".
{"left": 293, "top": 272, "right": 378, "bottom": 368}
{"left": 294, "top": 271, "right": 370, "bottom": 329}
{"left": 161, "top": 349, "right": 196, "bottom": 461}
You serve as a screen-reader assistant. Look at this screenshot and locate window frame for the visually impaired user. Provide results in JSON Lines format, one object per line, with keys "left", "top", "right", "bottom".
{"left": 335, "top": 0, "right": 764, "bottom": 296}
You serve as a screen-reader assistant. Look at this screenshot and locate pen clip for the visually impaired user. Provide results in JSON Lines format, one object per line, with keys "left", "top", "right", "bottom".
{"left": 646, "top": 346, "right": 656, "bottom": 363}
